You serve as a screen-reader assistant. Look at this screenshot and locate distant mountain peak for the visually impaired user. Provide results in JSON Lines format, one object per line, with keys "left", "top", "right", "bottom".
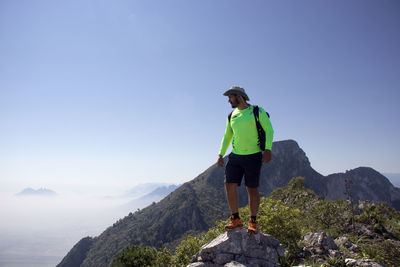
{"left": 16, "top": 187, "right": 58, "bottom": 196}
{"left": 124, "top": 183, "right": 174, "bottom": 198}
{"left": 272, "top": 139, "right": 310, "bottom": 164}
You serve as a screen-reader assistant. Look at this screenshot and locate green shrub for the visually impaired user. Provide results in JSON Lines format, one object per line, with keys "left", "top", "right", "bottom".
{"left": 307, "top": 200, "right": 348, "bottom": 238}
{"left": 201, "top": 220, "right": 226, "bottom": 243}
{"left": 171, "top": 236, "right": 204, "bottom": 266}
{"left": 277, "top": 251, "right": 297, "bottom": 267}
{"left": 111, "top": 245, "right": 157, "bottom": 267}
{"left": 155, "top": 247, "right": 172, "bottom": 266}
{"left": 254, "top": 198, "right": 301, "bottom": 253}
{"left": 324, "top": 255, "right": 346, "bottom": 267}
{"left": 360, "top": 239, "right": 400, "bottom": 266}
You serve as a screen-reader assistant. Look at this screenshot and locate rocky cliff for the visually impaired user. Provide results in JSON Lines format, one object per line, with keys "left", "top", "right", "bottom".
{"left": 188, "top": 230, "right": 284, "bottom": 267}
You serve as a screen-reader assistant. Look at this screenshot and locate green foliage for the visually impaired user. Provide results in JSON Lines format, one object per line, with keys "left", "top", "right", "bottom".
{"left": 110, "top": 245, "right": 157, "bottom": 267}
{"left": 324, "top": 255, "right": 346, "bottom": 267}
{"left": 358, "top": 202, "right": 386, "bottom": 226}
{"left": 170, "top": 235, "right": 203, "bottom": 266}
{"left": 201, "top": 220, "right": 226, "bottom": 242}
{"left": 387, "top": 216, "right": 400, "bottom": 240}
{"left": 357, "top": 201, "right": 400, "bottom": 238}
{"left": 360, "top": 240, "right": 400, "bottom": 266}
{"left": 269, "top": 177, "right": 322, "bottom": 212}
{"left": 257, "top": 198, "right": 301, "bottom": 253}
{"left": 376, "top": 240, "right": 400, "bottom": 266}
{"left": 269, "top": 177, "right": 307, "bottom": 202}
{"left": 287, "top": 176, "right": 306, "bottom": 190}
{"left": 302, "top": 257, "right": 321, "bottom": 267}
{"left": 277, "top": 252, "right": 297, "bottom": 267}
{"left": 307, "top": 200, "right": 348, "bottom": 238}
{"left": 155, "top": 247, "right": 172, "bottom": 266}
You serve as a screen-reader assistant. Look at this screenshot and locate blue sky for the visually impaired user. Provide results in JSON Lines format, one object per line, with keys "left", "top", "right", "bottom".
{"left": 1, "top": 0, "right": 399, "bottom": 192}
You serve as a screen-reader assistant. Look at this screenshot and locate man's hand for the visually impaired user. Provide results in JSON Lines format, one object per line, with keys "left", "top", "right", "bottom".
{"left": 217, "top": 155, "right": 224, "bottom": 167}
{"left": 262, "top": 150, "right": 271, "bottom": 163}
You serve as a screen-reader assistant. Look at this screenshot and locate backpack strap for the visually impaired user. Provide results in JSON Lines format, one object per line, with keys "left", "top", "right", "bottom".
{"left": 253, "top": 105, "right": 259, "bottom": 119}
{"left": 228, "top": 111, "right": 233, "bottom": 123}
{"left": 253, "top": 105, "right": 266, "bottom": 151}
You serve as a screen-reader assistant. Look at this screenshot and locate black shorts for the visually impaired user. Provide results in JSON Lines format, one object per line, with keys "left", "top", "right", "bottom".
{"left": 224, "top": 152, "right": 262, "bottom": 188}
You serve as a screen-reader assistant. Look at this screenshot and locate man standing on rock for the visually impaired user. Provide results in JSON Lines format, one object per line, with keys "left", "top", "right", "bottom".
{"left": 217, "top": 86, "right": 274, "bottom": 234}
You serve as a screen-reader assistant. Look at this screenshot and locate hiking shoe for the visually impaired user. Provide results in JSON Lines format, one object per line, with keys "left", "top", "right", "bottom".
{"left": 225, "top": 216, "right": 243, "bottom": 231}
{"left": 247, "top": 219, "right": 258, "bottom": 234}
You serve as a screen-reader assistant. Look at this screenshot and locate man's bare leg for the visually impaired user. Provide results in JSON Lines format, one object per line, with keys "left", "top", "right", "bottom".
{"left": 247, "top": 187, "right": 260, "bottom": 217}
{"left": 224, "top": 182, "right": 244, "bottom": 230}
{"left": 225, "top": 182, "right": 239, "bottom": 214}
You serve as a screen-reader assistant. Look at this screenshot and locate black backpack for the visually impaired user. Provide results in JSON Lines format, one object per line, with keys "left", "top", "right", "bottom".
{"left": 228, "top": 105, "right": 269, "bottom": 151}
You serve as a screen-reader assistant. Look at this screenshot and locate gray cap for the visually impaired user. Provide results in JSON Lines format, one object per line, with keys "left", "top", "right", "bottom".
{"left": 223, "top": 86, "right": 250, "bottom": 101}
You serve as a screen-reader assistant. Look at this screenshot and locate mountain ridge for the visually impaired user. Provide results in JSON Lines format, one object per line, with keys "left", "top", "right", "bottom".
{"left": 119, "top": 184, "right": 179, "bottom": 212}
{"left": 58, "top": 139, "right": 400, "bottom": 267}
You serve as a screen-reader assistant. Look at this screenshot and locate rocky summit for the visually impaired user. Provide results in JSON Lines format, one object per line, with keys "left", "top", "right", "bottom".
{"left": 188, "top": 230, "right": 284, "bottom": 267}
{"left": 188, "top": 230, "right": 387, "bottom": 267}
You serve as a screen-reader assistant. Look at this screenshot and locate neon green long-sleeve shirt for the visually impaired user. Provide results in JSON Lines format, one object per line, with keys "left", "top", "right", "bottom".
{"left": 219, "top": 105, "right": 274, "bottom": 156}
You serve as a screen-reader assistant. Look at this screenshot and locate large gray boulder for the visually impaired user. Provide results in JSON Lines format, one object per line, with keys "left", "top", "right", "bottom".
{"left": 188, "top": 230, "right": 284, "bottom": 267}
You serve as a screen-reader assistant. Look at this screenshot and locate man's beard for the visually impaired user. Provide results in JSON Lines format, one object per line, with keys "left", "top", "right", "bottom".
{"left": 230, "top": 98, "right": 238, "bottom": 108}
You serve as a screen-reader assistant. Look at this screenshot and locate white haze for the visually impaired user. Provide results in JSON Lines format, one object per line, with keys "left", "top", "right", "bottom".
{"left": 384, "top": 173, "right": 400, "bottom": 188}
{"left": 0, "top": 186, "right": 160, "bottom": 267}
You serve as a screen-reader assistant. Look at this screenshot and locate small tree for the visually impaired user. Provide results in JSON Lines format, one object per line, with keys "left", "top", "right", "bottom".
{"left": 111, "top": 245, "right": 157, "bottom": 267}
{"left": 344, "top": 177, "right": 356, "bottom": 232}
{"left": 308, "top": 200, "right": 347, "bottom": 237}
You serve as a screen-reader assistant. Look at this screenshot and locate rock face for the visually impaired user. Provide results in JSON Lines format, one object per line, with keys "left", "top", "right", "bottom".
{"left": 188, "top": 230, "right": 284, "bottom": 267}
{"left": 301, "top": 231, "right": 341, "bottom": 258}
{"left": 334, "top": 236, "right": 361, "bottom": 254}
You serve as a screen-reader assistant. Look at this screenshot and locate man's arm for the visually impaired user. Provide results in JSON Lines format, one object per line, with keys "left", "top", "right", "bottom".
{"left": 259, "top": 107, "right": 274, "bottom": 163}
{"left": 217, "top": 117, "right": 233, "bottom": 167}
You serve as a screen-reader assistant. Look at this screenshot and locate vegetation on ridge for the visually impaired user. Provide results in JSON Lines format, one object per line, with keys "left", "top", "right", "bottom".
{"left": 111, "top": 177, "right": 400, "bottom": 267}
